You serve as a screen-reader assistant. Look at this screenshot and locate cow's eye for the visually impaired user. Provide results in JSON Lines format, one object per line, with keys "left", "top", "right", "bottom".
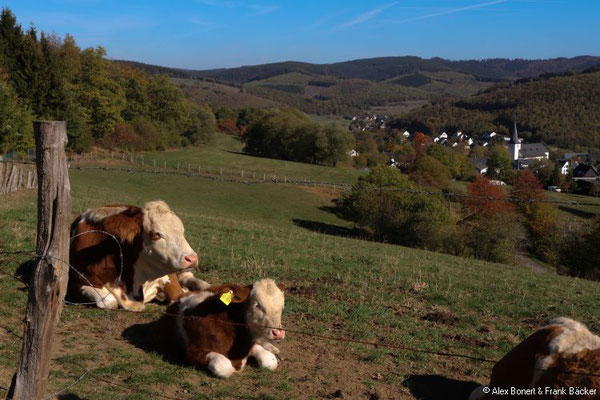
{"left": 254, "top": 302, "right": 263, "bottom": 311}
{"left": 150, "top": 232, "right": 162, "bottom": 241}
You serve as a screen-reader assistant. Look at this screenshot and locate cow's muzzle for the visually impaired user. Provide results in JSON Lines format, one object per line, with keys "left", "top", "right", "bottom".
{"left": 182, "top": 253, "right": 198, "bottom": 268}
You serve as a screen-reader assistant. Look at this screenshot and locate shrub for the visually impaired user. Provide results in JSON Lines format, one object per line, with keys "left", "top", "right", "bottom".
{"left": 562, "top": 216, "right": 600, "bottom": 280}
{"left": 523, "top": 202, "right": 563, "bottom": 264}
{"left": 337, "top": 166, "right": 451, "bottom": 249}
{"left": 459, "top": 213, "right": 520, "bottom": 264}
{"left": 410, "top": 155, "right": 451, "bottom": 188}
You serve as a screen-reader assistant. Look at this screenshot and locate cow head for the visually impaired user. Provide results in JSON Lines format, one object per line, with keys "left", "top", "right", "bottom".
{"left": 233, "top": 279, "right": 286, "bottom": 341}
{"left": 140, "top": 201, "right": 198, "bottom": 274}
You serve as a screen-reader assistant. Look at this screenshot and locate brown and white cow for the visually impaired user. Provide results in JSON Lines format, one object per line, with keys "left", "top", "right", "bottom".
{"left": 470, "top": 317, "right": 600, "bottom": 400}
{"left": 155, "top": 278, "right": 286, "bottom": 378}
{"left": 68, "top": 201, "right": 209, "bottom": 311}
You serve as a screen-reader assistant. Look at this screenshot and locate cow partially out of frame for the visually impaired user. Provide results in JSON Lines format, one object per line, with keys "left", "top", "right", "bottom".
{"left": 470, "top": 317, "right": 600, "bottom": 400}
{"left": 68, "top": 201, "right": 209, "bottom": 311}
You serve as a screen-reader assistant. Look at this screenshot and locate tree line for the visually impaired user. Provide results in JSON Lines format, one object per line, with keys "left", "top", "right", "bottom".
{"left": 0, "top": 8, "right": 216, "bottom": 155}
{"left": 241, "top": 108, "right": 354, "bottom": 166}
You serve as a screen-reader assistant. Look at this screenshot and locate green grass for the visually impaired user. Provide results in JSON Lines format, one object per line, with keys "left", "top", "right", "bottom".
{"left": 138, "top": 133, "right": 364, "bottom": 185}
{"left": 1, "top": 162, "right": 600, "bottom": 399}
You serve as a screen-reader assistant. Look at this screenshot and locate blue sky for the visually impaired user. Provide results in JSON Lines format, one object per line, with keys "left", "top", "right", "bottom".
{"left": 3, "top": 0, "right": 599, "bottom": 70}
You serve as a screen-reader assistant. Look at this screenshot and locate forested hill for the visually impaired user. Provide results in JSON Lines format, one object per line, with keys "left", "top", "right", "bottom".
{"left": 0, "top": 8, "right": 216, "bottom": 155}
{"left": 393, "top": 67, "right": 600, "bottom": 150}
{"left": 120, "top": 56, "right": 600, "bottom": 117}
{"left": 119, "top": 56, "right": 600, "bottom": 84}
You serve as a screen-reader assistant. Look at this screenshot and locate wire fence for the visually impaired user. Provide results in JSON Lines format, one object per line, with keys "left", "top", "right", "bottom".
{"left": 2, "top": 234, "right": 600, "bottom": 399}
{"left": 4, "top": 156, "right": 600, "bottom": 209}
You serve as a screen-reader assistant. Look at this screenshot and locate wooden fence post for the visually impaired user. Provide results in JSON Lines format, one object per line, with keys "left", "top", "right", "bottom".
{"left": 8, "top": 121, "right": 72, "bottom": 400}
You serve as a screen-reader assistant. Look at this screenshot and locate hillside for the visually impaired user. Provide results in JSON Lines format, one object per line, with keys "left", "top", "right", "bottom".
{"left": 118, "top": 56, "right": 600, "bottom": 115}
{"left": 2, "top": 154, "right": 600, "bottom": 398}
{"left": 393, "top": 67, "right": 600, "bottom": 150}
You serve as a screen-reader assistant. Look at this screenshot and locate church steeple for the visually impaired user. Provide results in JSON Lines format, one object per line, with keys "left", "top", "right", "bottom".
{"left": 508, "top": 120, "right": 521, "bottom": 162}
{"left": 509, "top": 120, "right": 519, "bottom": 145}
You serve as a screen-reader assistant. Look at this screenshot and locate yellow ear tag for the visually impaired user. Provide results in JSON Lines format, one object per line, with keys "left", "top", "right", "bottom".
{"left": 220, "top": 290, "right": 233, "bottom": 306}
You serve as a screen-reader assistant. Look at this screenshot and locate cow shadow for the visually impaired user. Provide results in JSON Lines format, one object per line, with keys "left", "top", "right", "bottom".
{"left": 403, "top": 374, "right": 481, "bottom": 400}
{"left": 122, "top": 321, "right": 171, "bottom": 358}
{"left": 122, "top": 321, "right": 192, "bottom": 368}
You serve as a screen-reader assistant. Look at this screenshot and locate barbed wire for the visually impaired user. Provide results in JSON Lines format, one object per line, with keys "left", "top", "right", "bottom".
{"left": 4, "top": 159, "right": 600, "bottom": 208}
{"left": 67, "top": 165, "right": 600, "bottom": 209}
{"left": 3, "top": 248, "right": 600, "bottom": 383}
{"left": 2, "top": 224, "right": 600, "bottom": 399}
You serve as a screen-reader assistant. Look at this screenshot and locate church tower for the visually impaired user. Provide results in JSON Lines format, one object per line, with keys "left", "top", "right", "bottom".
{"left": 508, "top": 120, "right": 520, "bottom": 162}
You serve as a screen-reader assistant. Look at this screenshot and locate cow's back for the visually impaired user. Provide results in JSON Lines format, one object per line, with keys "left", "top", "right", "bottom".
{"left": 68, "top": 205, "right": 143, "bottom": 295}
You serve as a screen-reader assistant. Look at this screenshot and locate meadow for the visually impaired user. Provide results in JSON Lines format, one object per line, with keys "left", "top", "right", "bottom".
{"left": 139, "top": 133, "right": 365, "bottom": 185}
{"left": 1, "top": 139, "right": 600, "bottom": 399}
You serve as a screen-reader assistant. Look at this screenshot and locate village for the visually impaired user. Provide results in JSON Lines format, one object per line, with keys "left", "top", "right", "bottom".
{"left": 348, "top": 113, "right": 600, "bottom": 195}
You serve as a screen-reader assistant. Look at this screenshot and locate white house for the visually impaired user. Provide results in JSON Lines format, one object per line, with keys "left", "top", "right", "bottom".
{"left": 348, "top": 149, "right": 359, "bottom": 158}
{"left": 402, "top": 130, "right": 410, "bottom": 138}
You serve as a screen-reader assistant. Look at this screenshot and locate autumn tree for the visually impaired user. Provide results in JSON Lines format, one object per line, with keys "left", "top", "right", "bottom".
{"left": 412, "top": 131, "right": 431, "bottom": 160}
{"left": 465, "top": 175, "right": 514, "bottom": 216}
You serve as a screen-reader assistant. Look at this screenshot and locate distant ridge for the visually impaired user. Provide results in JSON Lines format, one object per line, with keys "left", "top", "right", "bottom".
{"left": 117, "top": 55, "right": 600, "bottom": 84}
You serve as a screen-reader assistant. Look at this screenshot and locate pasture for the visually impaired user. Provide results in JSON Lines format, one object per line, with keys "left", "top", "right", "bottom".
{"left": 1, "top": 144, "right": 600, "bottom": 399}
{"left": 140, "top": 133, "right": 365, "bottom": 185}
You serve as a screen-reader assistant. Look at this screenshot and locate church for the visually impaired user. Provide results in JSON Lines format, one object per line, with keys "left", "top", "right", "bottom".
{"left": 507, "top": 121, "right": 549, "bottom": 169}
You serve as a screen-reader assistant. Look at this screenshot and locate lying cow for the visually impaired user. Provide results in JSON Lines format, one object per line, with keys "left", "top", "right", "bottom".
{"left": 470, "top": 317, "right": 600, "bottom": 400}
{"left": 68, "top": 201, "right": 209, "bottom": 311}
{"left": 155, "top": 278, "right": 286, "bottom": 378}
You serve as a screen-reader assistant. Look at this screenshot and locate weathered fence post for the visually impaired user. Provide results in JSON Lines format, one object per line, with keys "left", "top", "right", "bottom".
{"left": 8, "top": 121, "right": 72, "bottom": 400}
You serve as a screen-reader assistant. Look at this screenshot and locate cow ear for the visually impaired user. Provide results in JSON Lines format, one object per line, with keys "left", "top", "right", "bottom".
{"left": 277, "top": 283, "right": 286, "bottom": 293}
{"left": 231, "top": 285, "right": 252, "bottom": 303}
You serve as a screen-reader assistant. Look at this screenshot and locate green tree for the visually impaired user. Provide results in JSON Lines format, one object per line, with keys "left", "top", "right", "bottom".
{"left": 338, "top": 166, "right": 451, "bottom": 248}
{"left": 0, "top": 78, "right": 33, "bottom": 154}
{"left": 322, "top": 123, "right": 353, "bottom": 166}
{"left": 486, "top": 145, "right": 515, "bottom": 183}
{"left": 184, "top": 104, "right": 216, "bottom": 146}
{"left": 77, "top": 47, "right": 125, "bottom": 141}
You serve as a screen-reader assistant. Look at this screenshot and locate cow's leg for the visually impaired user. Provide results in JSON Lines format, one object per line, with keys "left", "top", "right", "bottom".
{"left": 177, "top": 271, "right": 210, "bottom": 291}
{"left": 259, "top": 342, "right": 280, "bottom": 355}
{"left": 250, "top": 344, "right": 278, "bottom": 370}
{"left": 205, "top": 352, "right": 236, "bottom": 378}
{"left": 79, "top": 285, "right": 118, "bottom": 309}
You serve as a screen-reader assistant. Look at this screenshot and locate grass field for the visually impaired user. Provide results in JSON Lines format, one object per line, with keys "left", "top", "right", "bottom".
{"left": 1, "top": 147, "right": 600, "bottom": 399}
{"left": 139, "top": 134, "right": 365, "bottom": 185}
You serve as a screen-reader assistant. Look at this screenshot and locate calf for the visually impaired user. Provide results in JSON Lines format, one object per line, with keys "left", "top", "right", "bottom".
{"left": 69, "top": 201, "right": 209, "bottom": 311}
{"left": 470, "top": 317, "right": 600, "bottom": 400}
{"left": 155, "top": 279, "right": 286, "bottom": 378}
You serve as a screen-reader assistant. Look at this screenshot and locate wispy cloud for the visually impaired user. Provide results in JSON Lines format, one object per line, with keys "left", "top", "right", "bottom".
{"left": 337, "top": 1, "right": 399, "bottom": 29}
{"left": 394, "top": 0, "right": 508, "bottom": 24}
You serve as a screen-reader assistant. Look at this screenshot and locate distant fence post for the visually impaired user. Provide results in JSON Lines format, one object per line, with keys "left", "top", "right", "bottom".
{"left": 8, "top": 121, "right": 72, "bottom": 400}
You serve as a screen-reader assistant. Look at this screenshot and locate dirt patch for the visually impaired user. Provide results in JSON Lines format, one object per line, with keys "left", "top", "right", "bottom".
{"left": 443, "top": 333, "right": 489, "bottom": 349}
{"left": 422, "top": 310, "right": 460, "bottom": 326}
